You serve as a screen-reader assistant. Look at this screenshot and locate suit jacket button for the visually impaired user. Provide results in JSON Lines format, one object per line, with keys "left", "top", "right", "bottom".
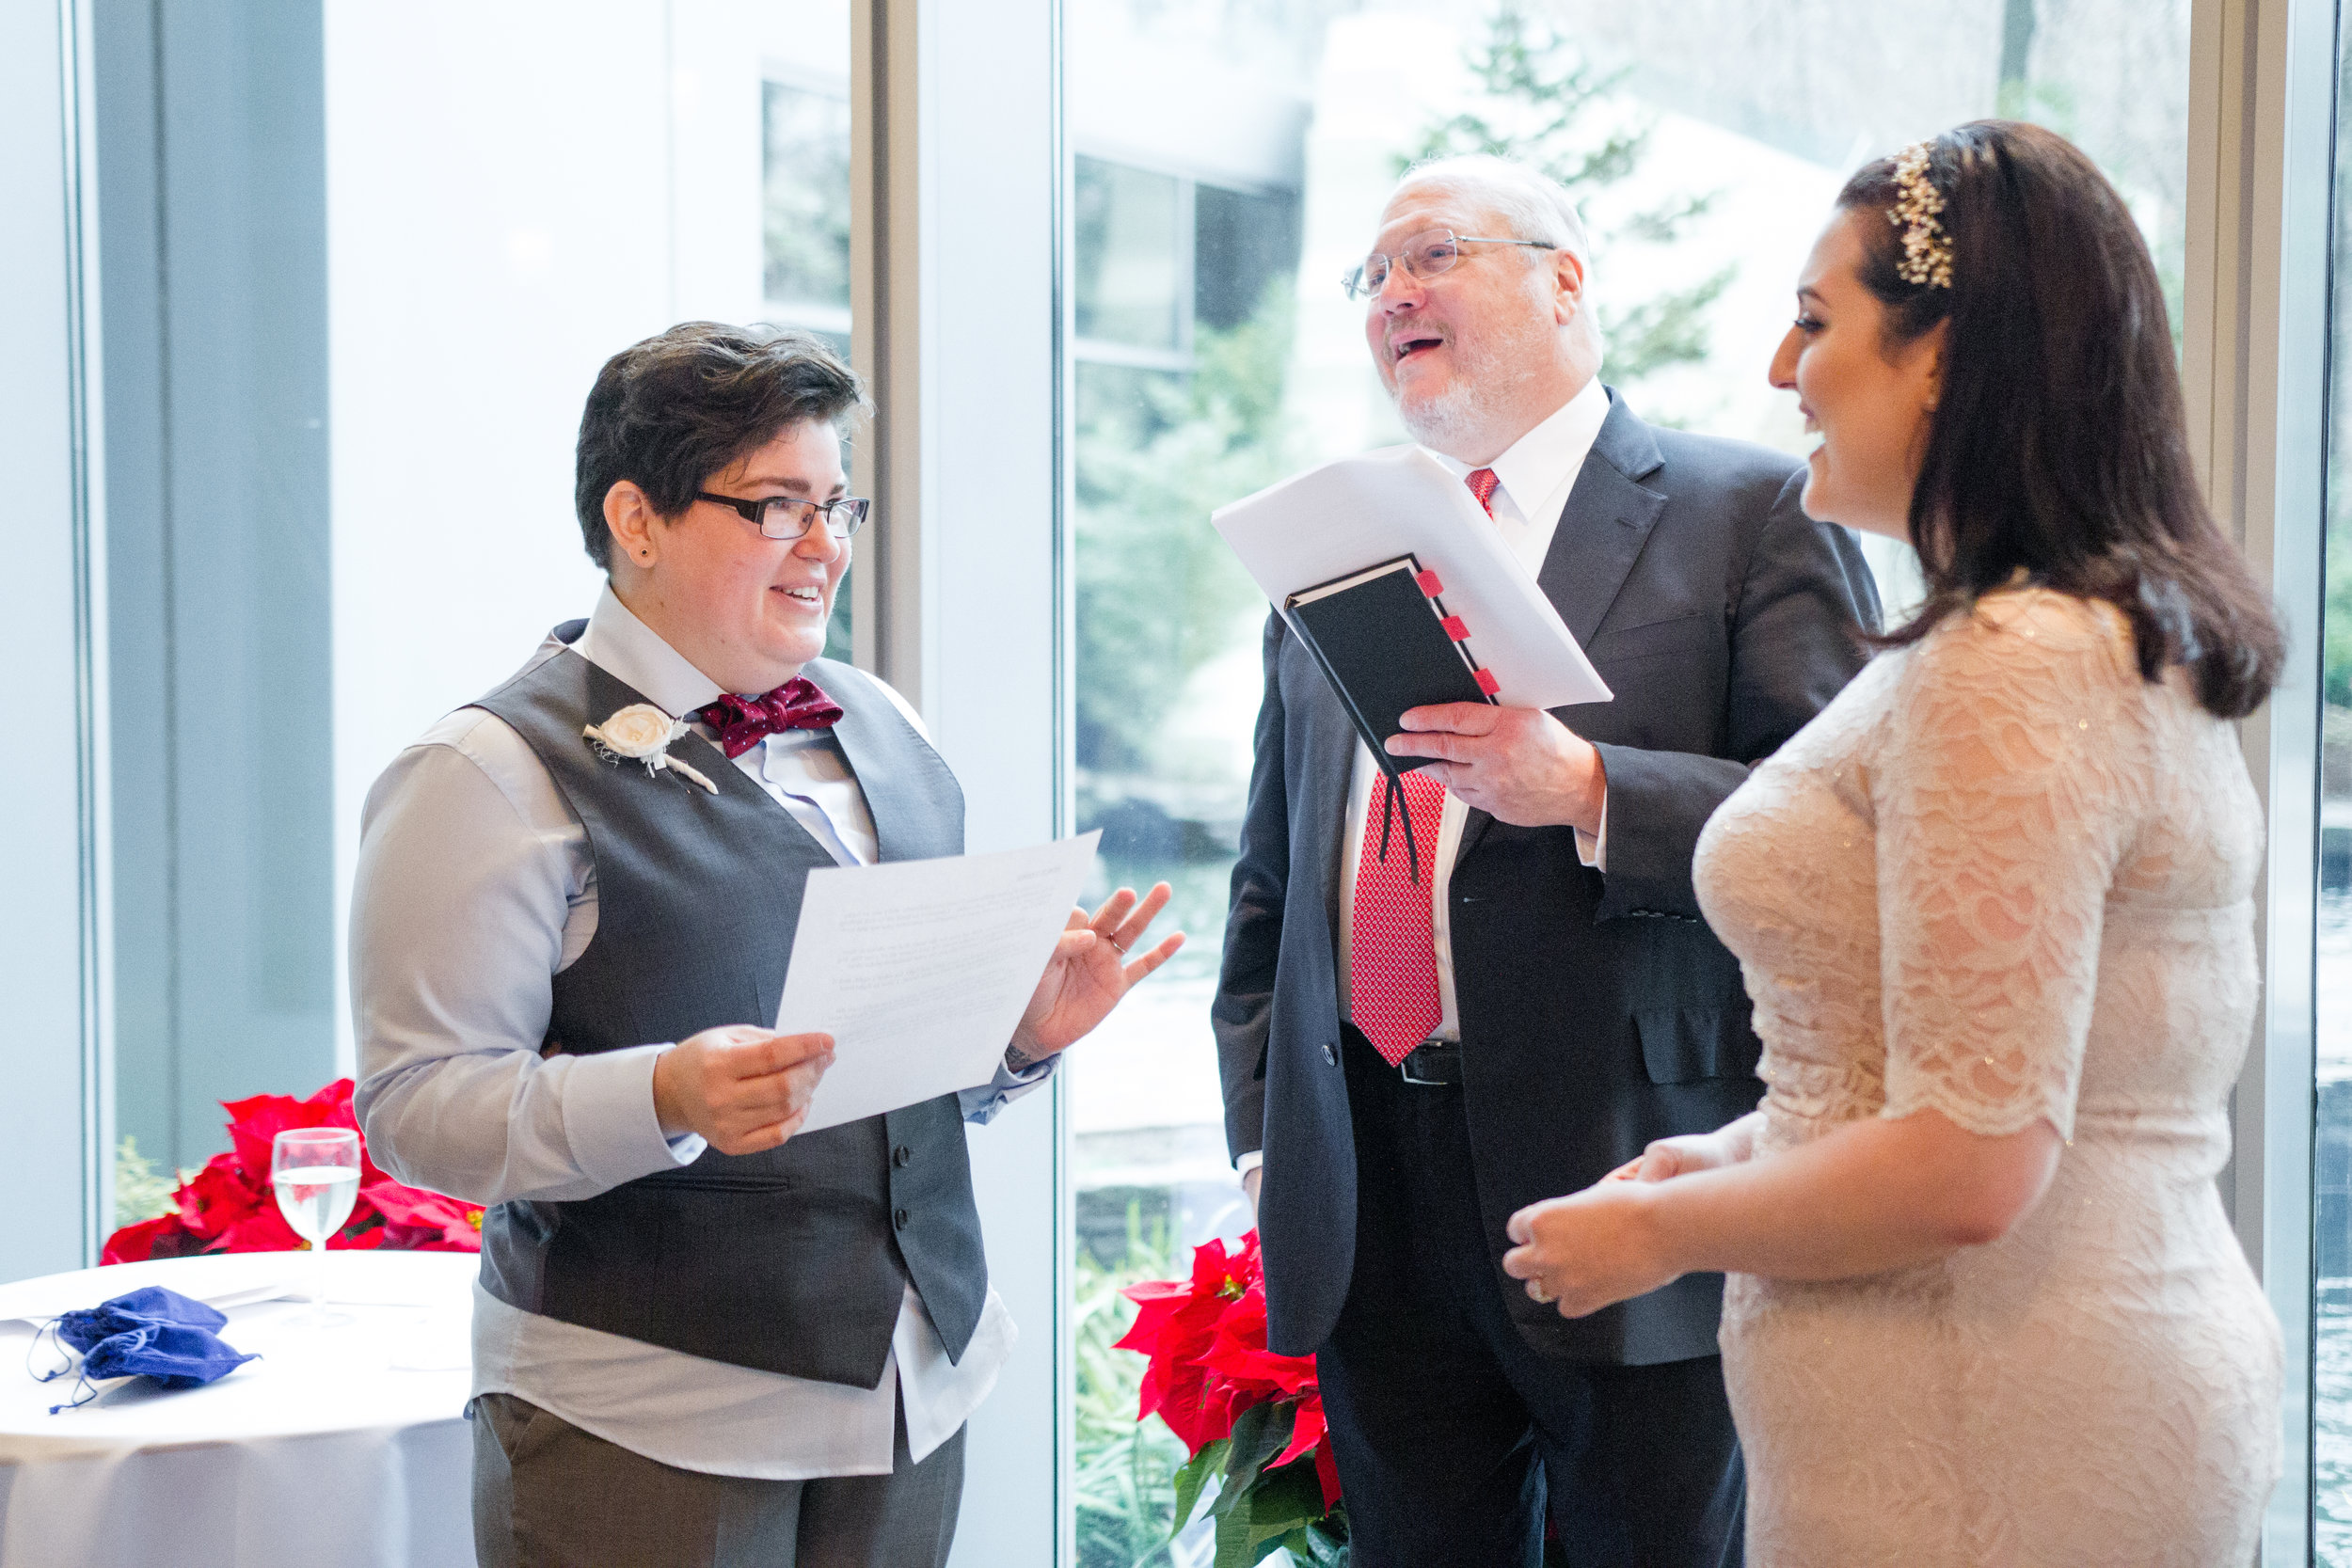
{"left": 1323, "top": 1042, "right": 1338, "bottom": 1065}
{"left": 893, "top": 1144, "right": 913, "bottom": 1168}
{"left": 893, "top": 1207, "right": 911, "bottom": 1231}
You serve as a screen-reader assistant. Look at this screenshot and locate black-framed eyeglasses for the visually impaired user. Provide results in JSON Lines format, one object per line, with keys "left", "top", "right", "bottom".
{"left": 1342, "top": 229, "right": 1557, "bottom": 301}
{"left": 695, "top": 491, "right": 872, "bottom": 541}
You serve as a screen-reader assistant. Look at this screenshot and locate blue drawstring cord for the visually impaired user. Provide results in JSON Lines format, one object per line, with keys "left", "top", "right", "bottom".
{"left": 25, "top": 1317, "right": 100, "bottom": 1413}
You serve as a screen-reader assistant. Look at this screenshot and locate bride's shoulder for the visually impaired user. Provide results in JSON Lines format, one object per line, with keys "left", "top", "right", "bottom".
{"left": 1906, "top": 586, "right": 2135, "bottom": 690}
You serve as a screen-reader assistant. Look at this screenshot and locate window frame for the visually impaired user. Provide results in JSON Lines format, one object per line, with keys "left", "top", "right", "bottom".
{"left": 7, "top": 0, "right": 109, "bottom": 1280}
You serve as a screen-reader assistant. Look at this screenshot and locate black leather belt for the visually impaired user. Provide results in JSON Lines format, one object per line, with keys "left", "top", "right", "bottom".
{"left": 1398, "top": 1037, "right": 1462, "bottom": 1086}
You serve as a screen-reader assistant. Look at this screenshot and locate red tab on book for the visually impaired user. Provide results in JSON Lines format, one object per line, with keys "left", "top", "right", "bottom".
{"left": 1440, "top": 616, "right": 1470, "bottom": 641}
{"left": 1473, "top": 667, "right": 1501, "bottom": 696}
{"left": 1413, "top": 569, "right": 1443, "bottom": 596}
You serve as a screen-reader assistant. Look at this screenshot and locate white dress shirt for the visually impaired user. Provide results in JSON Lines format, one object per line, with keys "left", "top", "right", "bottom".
{"left": 352, "top": 585, "right": 1049, "bottom": 1478}
{"left": 1237, "top": 380, "right": 1612, "bottom": 1176}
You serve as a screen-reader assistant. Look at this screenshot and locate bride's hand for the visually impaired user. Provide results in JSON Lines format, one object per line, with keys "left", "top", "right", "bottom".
{"left": 1502, "top": 1181, "right": 1682, "bottom": 1319}
{"left": 1604, "top": 1129, "right": 1737, "bottom": 1184}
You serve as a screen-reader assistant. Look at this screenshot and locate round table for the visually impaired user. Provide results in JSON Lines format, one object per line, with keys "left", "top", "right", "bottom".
{"left": 0, "top": 1249, "right": 477, "bottom": 1568}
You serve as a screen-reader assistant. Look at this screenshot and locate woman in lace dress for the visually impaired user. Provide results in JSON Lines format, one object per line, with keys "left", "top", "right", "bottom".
{"left": 1497, "top": 121, "right": 2284, "bottom": 1565}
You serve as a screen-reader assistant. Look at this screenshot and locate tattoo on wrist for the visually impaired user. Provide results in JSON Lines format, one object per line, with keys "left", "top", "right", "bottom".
{"left": 1005, "top": 1040, "right": 1039, "bottom": 1072}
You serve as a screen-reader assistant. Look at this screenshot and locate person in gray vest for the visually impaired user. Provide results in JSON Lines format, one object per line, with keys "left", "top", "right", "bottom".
{"left": 352, "top": 321, "right": 1179, "bottom": 1568}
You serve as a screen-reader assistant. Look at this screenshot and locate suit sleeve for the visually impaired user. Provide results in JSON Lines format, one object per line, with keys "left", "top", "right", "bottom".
{"left": 1587, "top": 468, "right": 1879, "bottom": 921}
{"left": 1210, "top": 611, "right": 1292, "bottom": 1164}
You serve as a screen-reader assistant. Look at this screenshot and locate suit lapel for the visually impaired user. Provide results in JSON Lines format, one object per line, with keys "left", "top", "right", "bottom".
{"left": 1535, "top": 393, "right": 1668, "bottom": 647}
{"left": 1288, "top": 628, "right": 1359, "bottom": 955}
{"left": 1455, "top": 392, "right": 1665, "bottom": 863}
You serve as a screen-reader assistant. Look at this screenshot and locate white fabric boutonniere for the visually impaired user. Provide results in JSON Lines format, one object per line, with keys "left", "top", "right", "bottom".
{"left": 582, "top": 703, "right": 719, "bottom": 794}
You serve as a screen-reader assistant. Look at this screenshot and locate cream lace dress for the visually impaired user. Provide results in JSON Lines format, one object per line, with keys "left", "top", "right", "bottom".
{"left": 1692, "top": 589, "right": 2280, "bottom": 1566}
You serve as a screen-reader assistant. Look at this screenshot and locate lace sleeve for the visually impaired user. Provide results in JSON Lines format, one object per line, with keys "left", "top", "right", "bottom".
{"left": 1873, "top": 593, "right": 2145, "bottom": 1140}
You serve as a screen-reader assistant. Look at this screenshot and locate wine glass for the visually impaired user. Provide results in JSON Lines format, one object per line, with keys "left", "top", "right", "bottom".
{"left": 271, "top": 1128, "right": 360, "bottom": 1327}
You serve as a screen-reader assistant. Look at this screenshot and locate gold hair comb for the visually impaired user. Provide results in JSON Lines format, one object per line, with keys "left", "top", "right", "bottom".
{"left": 1888, "top": 141, "right": 1953, "bottom": 289}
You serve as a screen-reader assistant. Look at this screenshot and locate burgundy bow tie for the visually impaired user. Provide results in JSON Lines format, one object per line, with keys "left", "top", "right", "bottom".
{"left": 693, "top": 677, "right": 845, "bottom": 759}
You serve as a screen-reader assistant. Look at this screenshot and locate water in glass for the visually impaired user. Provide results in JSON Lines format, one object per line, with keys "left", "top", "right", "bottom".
{"left": 270, "top": 1127, "right": 361, "bottom": 1323}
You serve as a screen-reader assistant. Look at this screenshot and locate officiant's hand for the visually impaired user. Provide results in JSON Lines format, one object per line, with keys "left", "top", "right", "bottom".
{"left": 1007, "top": 884, "right": 1184, "bottom": 1069}
{"left": 1501, "top": 1180, "right": 1680, "bottom": 1320}
{"left": 653, "top": 1024, "right": 835, "bottom": 1155}
{"left": 1385, "top": 704, "right": 1606, "bottom": 835}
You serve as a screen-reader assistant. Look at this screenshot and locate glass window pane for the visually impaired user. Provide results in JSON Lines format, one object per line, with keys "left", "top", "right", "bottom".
{"left": 761, "top": 75, "right": 854, "bottom": 661}
{"left": 1075, "top": 156, "right": 1184, "bottom": 351}
{"left": 1065, "top": 2, "right": 2193, "bottom": 1560}
{"left": 102, "top": 3, "right": 860, "bottom": 1215}
{"left": 763, "top": 80, "right": 853, "bottom": 334}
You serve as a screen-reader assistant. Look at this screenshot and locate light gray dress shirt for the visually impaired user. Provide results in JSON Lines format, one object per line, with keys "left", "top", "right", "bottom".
{"left": 352, "top": 585, "right": 1049, "bottom": 1478}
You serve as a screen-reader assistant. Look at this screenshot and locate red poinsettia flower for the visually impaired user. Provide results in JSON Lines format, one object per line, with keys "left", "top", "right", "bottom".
{"left": 1116, "top": 1233, "right": 1260, "bottom": 1452}
{"left": 175, "top": 1151, "right": 265, "bottom": 1242}
{"left": 364, "top": 1180, "right": 486, "bottom": 1250}
{"left": 1116, "top": 1227, "right": 1345, "bottom": 1516}
{"left": 101, "top": 1077, "right": 485, "bottom": 1262}
{"left": 223, "top": 1080, "right": 389, "bottom": 1189}
{"left": 1199, "top": 1279, "right": 1317, "bottom": 1399}
{"left": 100, "top": 1213, "right": 195, "bottom": 1265}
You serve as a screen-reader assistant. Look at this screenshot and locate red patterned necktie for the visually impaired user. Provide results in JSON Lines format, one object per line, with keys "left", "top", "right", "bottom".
{"left": 1349, "top": 769, "right": 1447, "bottom": 1067}
{"left": 1466, "top": 467, "right": 1500, "bottom": 516}
{"left": 1344, "top": 466, "right": 1500, "bottom": 1067}
{"left": 693, "top": 677, "right": 844, "bottom": 759}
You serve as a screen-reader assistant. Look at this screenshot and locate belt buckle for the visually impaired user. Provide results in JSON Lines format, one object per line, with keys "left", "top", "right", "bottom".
{"left": 1397, "top": 1037, "right": 1457, "bottom": 1086}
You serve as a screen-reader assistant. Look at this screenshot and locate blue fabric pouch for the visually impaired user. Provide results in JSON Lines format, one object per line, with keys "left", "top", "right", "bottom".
{"left": 32, "top": 1285, "right": 259, "bottom": 1410}
{"left": 79, "top": 1319, "right": 257, "bottom": 1387}
{"left": 56, "top": 1285, "right": 230, "bottom": 1354}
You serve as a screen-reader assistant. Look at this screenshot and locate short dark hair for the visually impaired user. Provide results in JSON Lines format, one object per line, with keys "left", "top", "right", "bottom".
{"left": 573, "top": 321, "right": 871, "bottom": 571}
{"left": 1838, "top": 120, "right": 2283, "bottom": 720}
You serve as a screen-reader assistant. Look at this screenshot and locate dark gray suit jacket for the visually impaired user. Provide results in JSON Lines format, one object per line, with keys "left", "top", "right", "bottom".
{"left": 1213, "top": 390, "right": 1879, "bottom": 1364}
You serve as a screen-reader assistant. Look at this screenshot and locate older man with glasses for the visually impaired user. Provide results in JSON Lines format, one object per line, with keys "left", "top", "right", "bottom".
{"left": 1213, "top": 155, "right": 1880, "bottom": 1566}
{"left": 352, "top": 321, "right": 1178, "bottom": 1568}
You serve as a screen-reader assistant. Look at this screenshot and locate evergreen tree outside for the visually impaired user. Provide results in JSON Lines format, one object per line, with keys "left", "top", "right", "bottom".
{"left": 1404, "top": 4, "right": 1734, "bottom": 400}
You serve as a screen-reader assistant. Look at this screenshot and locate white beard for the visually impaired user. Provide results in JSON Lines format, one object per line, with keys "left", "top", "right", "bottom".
{"left": 1389, "top": 313, "right": 1556, "bottom": 459}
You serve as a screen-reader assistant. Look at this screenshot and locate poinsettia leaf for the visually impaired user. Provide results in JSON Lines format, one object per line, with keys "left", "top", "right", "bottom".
{"left": 1168, "top": 1438, "right": 1228, "bottom": 1539}
{"left": 1300, "top": 1512, "right": 1352, "bottom": 1567}
{"left": 1268, "top": 1526, "right": 1316, "bottom": 1565}
{"left": 1213, "top": 1507, "right": 1257, "bottom": 1568}
{"left": 1240, "top": 1451, "right": 1329, "bottom": 1547}
{"left": 1228, "top": 1475, "right": 1321, "bottom": 1568}
{"left": 1211, "top": 1402, "right": 1295, "bottom": 1518}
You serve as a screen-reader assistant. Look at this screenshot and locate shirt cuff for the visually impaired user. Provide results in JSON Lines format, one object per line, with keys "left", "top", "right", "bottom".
{"left": 1573, "top": 787, "right": 1608, "bottom": 872}
{"left": 560, "top": 1042, "right": 707, "bottom": 1187}
{"left": 1234, "top": 1149, "right": 1263, "bottom": 1176}
{"left": 960, "top": 1052, "right": 1057, "bottom": 1125}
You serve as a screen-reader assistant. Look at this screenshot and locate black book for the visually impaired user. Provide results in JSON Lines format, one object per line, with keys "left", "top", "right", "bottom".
{"left": 1284, "top": 554, "right": 1497, "bottom": 880}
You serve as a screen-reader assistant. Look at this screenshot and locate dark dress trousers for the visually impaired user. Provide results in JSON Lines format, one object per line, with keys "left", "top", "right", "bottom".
{"left": 1213, "top": 392, "right": 1878, "bottom": 1566}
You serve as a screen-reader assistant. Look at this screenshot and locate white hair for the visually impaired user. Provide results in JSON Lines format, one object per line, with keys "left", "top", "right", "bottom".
{"left": 1390, "top": 153, "right": 1591, "bottom": 266}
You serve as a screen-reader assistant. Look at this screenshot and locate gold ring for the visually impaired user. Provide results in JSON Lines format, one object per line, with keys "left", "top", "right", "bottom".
{"left": 1107, "top": 936, "right": 1129, "bottom": 956}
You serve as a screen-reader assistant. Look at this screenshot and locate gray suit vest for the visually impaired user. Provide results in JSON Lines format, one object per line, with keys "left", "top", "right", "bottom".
{"left": 470, "top": 626, "right": 986, "bottom": 1387}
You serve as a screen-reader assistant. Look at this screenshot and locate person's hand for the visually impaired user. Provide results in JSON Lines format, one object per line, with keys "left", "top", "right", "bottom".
{"left": 1008, "top": 884, "right": 1185, "bottom": 1069}
{"left": 652, "top": 1024, "right": 834, "bottom": 1155}
{"left": 1383, "top": 703, "right": 1605, "bottom": 833}
{"left": 1242, "top": 1164, "right": 1263, "bottom": 1217}
{"left": 1502, "top": 1180, "right": 1681, "bottom": 1319}
{"left": 1603, "top": 1129, "right": 1740, "bottom": 1184}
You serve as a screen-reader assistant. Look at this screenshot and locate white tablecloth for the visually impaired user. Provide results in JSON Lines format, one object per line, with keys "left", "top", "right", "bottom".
{"left": 0, "top": 1249, "right": 478, "bottom": 1568}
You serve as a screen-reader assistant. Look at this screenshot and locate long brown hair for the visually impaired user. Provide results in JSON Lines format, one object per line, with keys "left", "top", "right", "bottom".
{"left": 1839, "top": 120, "right": 2282, "bottom": 719}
